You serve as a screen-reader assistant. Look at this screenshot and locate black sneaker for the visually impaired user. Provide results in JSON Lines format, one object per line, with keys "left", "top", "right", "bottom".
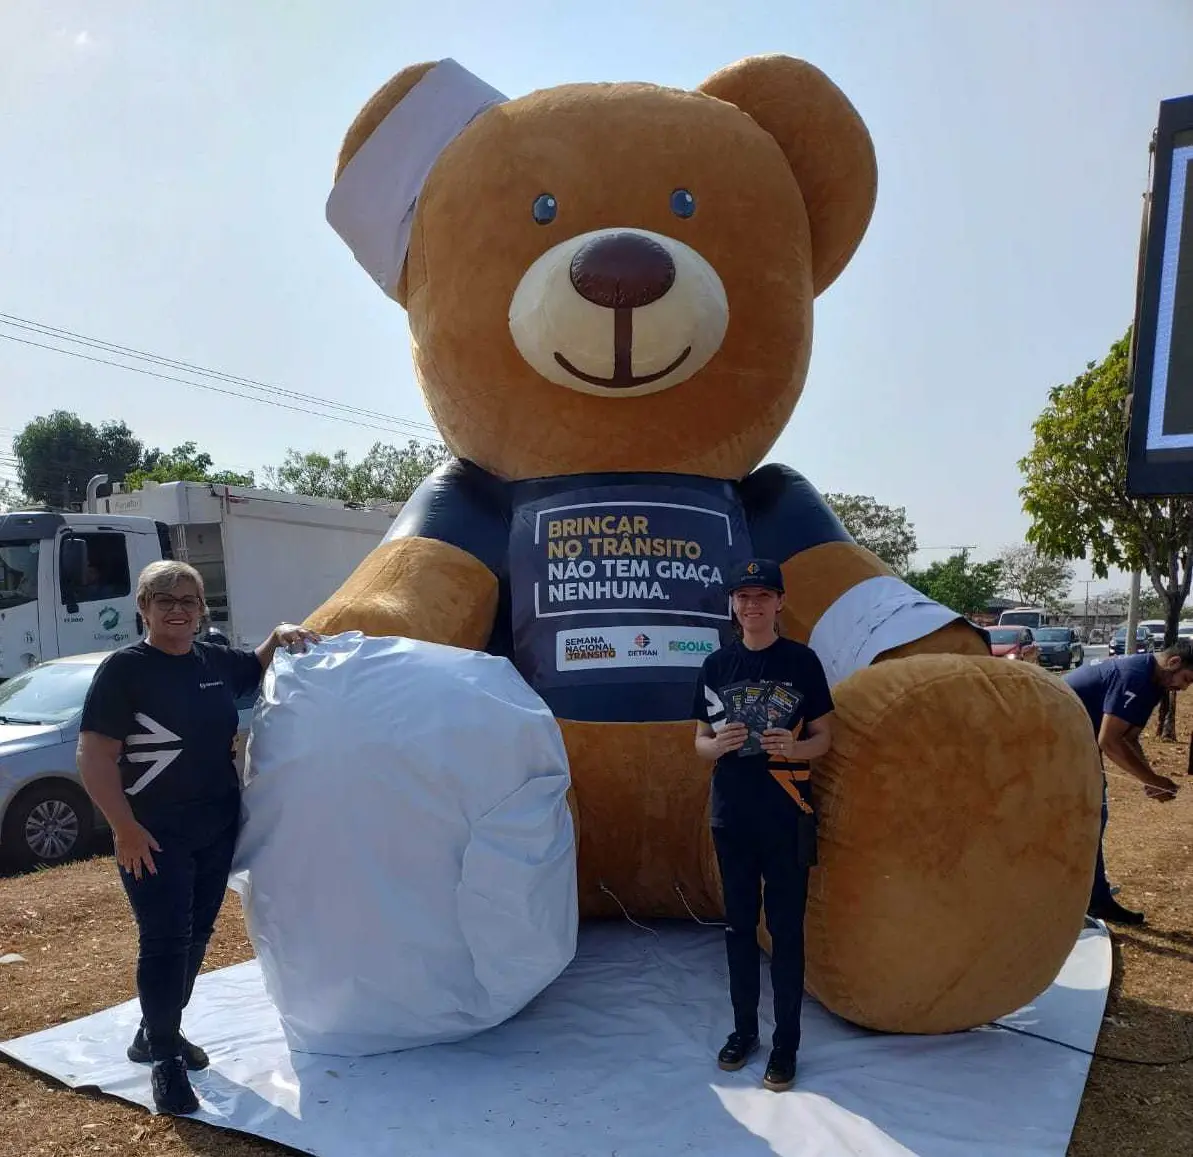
{"left": 1088, "top": 898, "right": 1145, "bottom": 926}
{"left": 151, "top": 1056, "right": 200, "bottom": 1116}
{"left": 717, "top": 1031, "right": 760, "bottom": 1072}
{"left": 127, "top": 1026, "right": 210, "bottom": 1071}
{"left": 763, "top": 1046, "right": 797, "bottom": 1092}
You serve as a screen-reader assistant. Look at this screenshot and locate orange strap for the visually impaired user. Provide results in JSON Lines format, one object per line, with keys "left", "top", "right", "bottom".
{"left": 768, "top": 720, "right": 815, "bottom": 814}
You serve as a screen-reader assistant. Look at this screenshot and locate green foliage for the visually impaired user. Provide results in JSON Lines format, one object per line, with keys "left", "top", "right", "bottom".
{"left": 267, "top": 440, "right": 451, "bottom": 505}
{"left": 1019, "top": 329, "right": 1193, "bottom": 646}
{"left": 13, "top": 411, "right": 144, "bottom": 508}
{"left": 904, "top": 550, "right": 1004, "bottom": 616}
{"left": 824, "top": 493, "right": 918, "bottom": 573}
{"left": 12, "top": 415, "right": 250, "bottom": 506}
{"left": 126, "top": 442, "right": 254, "bottom": 489}
{"left": 996, "top": 544, "right": 1074, "bottom": 611}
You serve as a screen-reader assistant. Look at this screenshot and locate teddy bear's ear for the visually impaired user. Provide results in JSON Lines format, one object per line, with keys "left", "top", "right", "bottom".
{"left": 698, "top": 55, "right": 877, "bottom": 296}
{"left": 333, "top": 62, "right": 438, "bottom": 306}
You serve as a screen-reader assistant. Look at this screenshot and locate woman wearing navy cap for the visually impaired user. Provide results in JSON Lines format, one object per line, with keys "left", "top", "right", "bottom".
{"left": 693, "top": 557, "right": 834, "bottom": 1091}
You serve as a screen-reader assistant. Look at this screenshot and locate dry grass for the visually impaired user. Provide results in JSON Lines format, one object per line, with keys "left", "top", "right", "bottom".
{"left": 1, "top": 704, "right": 1192, "bottom": 1156}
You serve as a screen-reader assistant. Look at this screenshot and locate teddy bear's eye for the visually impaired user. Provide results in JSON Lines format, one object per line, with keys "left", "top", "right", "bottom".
{"left": 532, "top": 194, "right": 558, "bottom": 225}
{"left": 670, "top": 188, "right": 696, "bottom": 218}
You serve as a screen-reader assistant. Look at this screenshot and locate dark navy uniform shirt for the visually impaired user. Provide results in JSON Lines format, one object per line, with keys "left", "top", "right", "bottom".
{"left": 692, "top": 636, "right": 833, "bottom": 829}
{"left": 81, "top": 641, "right": 263, "bottom": 837}
{"left": 1064, "top": 654, "right": 1161, "bottom": 735}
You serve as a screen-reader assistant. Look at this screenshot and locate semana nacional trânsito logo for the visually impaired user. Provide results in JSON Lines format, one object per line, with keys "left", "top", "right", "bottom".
{"left": 564, "top": 634, "right": 617, "bottom": 662}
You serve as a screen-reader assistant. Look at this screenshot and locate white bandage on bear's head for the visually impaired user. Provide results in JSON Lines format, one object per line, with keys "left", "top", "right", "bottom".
{"left": 325, "top": 59, "right": 508, "bottom": 295}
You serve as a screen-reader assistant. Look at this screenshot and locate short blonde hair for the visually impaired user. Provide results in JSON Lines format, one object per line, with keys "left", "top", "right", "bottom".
{"left": 136, "top": 560, "right": 206, "bottom": 608}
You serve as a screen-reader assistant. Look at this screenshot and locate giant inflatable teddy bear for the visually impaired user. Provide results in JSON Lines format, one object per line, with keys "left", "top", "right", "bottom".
{"left": 306, "top": 54, "right": 1103, "bottom": 1034}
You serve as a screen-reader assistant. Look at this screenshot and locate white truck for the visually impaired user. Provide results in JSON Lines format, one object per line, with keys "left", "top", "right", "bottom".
{"left": 0, "top": 479, "right": 398, "bottom": 679}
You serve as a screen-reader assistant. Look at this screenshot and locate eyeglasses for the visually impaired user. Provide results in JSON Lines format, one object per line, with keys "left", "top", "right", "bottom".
{"left": 149, "top": 594, "right": 203, "bottom": 613}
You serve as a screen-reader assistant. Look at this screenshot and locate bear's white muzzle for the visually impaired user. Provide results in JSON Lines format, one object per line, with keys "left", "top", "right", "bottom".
{"left": 508, "top": 227, "right": 729, "bottom": 397}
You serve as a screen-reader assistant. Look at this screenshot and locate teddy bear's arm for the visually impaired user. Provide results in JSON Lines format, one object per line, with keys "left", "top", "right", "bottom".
{"left": 740, "top": 464, "right": 989, "bottom": 685}
{"left": 304, "top": 459, "right": 507, "bottom": 649}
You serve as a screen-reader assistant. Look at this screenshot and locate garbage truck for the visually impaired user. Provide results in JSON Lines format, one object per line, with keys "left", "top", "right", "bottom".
{"left": 0, "top": 478, "right": 397, "bottom": 679}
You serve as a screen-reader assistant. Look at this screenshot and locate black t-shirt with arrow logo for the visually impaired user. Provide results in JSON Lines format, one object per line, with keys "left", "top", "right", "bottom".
{"left": 81, "top": 640, "right": 263, "bottom": 837}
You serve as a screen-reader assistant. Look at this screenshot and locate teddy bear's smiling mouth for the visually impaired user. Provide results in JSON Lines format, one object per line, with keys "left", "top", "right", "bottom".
{"left": 554, "top": 312, "right": 692, "bottom": 389}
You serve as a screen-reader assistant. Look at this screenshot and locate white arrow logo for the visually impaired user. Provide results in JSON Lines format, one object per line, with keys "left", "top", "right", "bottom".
{"left": 123, "top": 713, "right": 183, "bottom": 795}
{"left": 705, "top": 685, "right": 727, "bottom": 728}
{"left": 125, "top": 749, "right": 182, "bottom": 795}
{"left": 126, "top": 713, "right": 181, "bottom": 747}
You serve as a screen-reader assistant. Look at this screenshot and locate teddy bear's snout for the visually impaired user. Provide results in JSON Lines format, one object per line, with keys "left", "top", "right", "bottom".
{"left": 508, "top": 227, "right": 729, "bottom": 399}
{"left": 569, "top": 232, "right": 676, "bottom": 310}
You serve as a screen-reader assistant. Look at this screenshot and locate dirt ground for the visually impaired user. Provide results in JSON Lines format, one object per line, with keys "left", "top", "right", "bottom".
{"left": 2, "top": 706, "right": 1192, "bottom": 1156}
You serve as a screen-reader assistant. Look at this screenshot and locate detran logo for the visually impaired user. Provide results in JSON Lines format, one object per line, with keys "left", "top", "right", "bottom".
{"left": 634, "top": 633, "right": 651, "bottom": 649}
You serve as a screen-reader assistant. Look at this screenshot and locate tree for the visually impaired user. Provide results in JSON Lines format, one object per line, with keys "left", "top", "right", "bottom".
{"left": 267, "top": 440, "right": 450, "bottom": 505}
{"left": 13, "top": 411, "right": 144, "bottom": 509}
{"left": 824, "top": 493, "right": 918, "bottom": 573}
{"left": 996, "top": 544, "right": 1074, "bottom": 611}
{"left": 1019, "top": 329, "right": 1193, "bottom": 738}
{"left": 126, "top": 442, "right": 254, "bottom": 489}
{"left": 903, "top": 550, "right": 1004, "bottom": 616}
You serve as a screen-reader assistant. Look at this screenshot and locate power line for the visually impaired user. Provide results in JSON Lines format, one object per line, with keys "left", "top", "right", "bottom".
{"left": 0, "top": 313, "right": 442, "bottom": 442}
{"left": 0, "top": 331, "right": 444, "bottom": 441}
{"left": 0, "top": 312, "right": 439, "bottom": 435}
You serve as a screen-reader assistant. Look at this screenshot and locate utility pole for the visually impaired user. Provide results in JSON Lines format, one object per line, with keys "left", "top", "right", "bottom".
{"left": 1079, "top": 579, "right": 1094, "bottom": 625}
{"left": 1126, "top": 571, "right": 1142, "bottom": 654}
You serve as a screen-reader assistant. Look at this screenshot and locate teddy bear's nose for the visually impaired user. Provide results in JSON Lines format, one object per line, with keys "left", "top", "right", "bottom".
{"left": 569, "top": 232, "right": 676, "bottom": 309}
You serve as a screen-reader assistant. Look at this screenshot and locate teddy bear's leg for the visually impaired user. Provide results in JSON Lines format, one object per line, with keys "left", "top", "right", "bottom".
{"left": 304, "top": 537, "right": 498, "bottom": 647}
{"left": 776, "top": 543, "right": 989, "bottom": 659}
{"left": 559, "top": 719, "right": 722, "bottom": 921}
{"left": 801, "top": 653, "right": 1102, "bottom": 1034}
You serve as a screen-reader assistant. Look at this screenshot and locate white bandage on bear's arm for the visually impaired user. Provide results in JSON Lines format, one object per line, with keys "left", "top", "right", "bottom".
{"left": 808, "top": 575, "right": 963, "bottom": 688}
{"left": 325, "top": 58, "right": 507, "bottom": 294}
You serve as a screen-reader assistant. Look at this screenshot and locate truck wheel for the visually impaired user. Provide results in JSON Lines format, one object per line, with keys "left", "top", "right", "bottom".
{"left": 1, "top": 782, "right": 95, "bottom": 872}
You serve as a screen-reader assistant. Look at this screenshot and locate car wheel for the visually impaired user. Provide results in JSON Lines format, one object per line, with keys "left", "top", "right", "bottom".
{"left": 1, "top": 782, "right": 95, "bottom": 872}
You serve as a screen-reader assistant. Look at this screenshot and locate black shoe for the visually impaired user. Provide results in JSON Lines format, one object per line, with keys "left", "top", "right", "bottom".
{"left": 717, "top": 1031, "right": 760, "bottom": 1072}
{"left": 128, "top": 1026, "right": 210, "bottom": 1071}
{"left": 151, "top": 1057, "right": 200, "bottom": 1116}
{"left": 763, "top": 1046, "right": 797, "bottom": 1092}
{"left": 1088, "top": 898, "right": 1145, "bottom": 926}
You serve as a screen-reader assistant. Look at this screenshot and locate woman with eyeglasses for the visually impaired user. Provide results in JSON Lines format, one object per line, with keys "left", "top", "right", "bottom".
{"left": 77, "top": 560, "right": 319, "bottom": 1116}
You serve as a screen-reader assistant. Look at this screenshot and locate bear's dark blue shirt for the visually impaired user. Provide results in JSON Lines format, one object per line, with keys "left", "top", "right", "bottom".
{"left": 387, "top": 458, "right": 853, "bottom": 723}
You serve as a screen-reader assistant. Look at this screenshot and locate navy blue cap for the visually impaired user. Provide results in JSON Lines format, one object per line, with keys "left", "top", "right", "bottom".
{"left": 727, "top": 558, "right": 784, "bottom": 595}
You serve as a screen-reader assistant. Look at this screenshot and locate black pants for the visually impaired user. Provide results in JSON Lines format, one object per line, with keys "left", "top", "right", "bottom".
{"left": 713, "top": 819, "right": 810, "bottom": 1053}
{"left": 1090, "top": 773, "right": 1112, "bottom": 908}
{"left": 119, "top": 816, "right": 238, "bottom": 1061}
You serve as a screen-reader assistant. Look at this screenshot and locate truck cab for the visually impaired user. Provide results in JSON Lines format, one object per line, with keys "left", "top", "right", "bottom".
{"left": 0, "top": 512, "right": 168, "bottom": 680}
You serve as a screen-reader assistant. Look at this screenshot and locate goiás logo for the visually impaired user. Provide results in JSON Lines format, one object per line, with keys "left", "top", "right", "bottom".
{"left": 628, "top": 633, "right": 658, "bottom": 659}
{"left": 563, "top": 634, "right": 617, "bottom": 662}
{"left": 668, "top": 636, "right": 715, "bottom": 655}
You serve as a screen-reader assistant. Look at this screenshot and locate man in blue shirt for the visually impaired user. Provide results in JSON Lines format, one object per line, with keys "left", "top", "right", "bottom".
{"left": 1064, "top": 639, "right": 1193, "bottom": 924}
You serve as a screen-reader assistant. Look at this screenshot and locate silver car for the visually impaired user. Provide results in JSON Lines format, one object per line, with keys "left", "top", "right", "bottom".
{"left": 0, "top": 652, "right": 254, "bottom": 871}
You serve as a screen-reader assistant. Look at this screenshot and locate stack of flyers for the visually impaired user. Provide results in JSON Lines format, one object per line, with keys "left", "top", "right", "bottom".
{"left": 721, "top": 680, "right": 805, "bottom": 757}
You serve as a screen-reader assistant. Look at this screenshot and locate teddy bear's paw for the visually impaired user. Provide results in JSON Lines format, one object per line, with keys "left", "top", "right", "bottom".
{"left": 234, "top": 633, "right": 577, "bottom": 1053}
{"left": 803, "top": 653, "right": 1102, "bottom": 1034}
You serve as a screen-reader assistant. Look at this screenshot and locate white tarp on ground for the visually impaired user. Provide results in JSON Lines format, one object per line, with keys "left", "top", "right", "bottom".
{"left": 231, "top": 631, "right": 577, "bottom": 1054}
{"left": 1, "top": 921, "right": 1111, "bottom": 1157}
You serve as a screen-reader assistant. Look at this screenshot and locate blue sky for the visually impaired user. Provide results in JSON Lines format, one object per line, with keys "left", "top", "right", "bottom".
{"left": 2, "top": 1, "right": 1190, "bottom": 597}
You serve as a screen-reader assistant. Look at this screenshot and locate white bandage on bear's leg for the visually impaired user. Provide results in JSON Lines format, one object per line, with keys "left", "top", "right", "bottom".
{"left": 808, "top": 576, "right": 963, "bottom": 687}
